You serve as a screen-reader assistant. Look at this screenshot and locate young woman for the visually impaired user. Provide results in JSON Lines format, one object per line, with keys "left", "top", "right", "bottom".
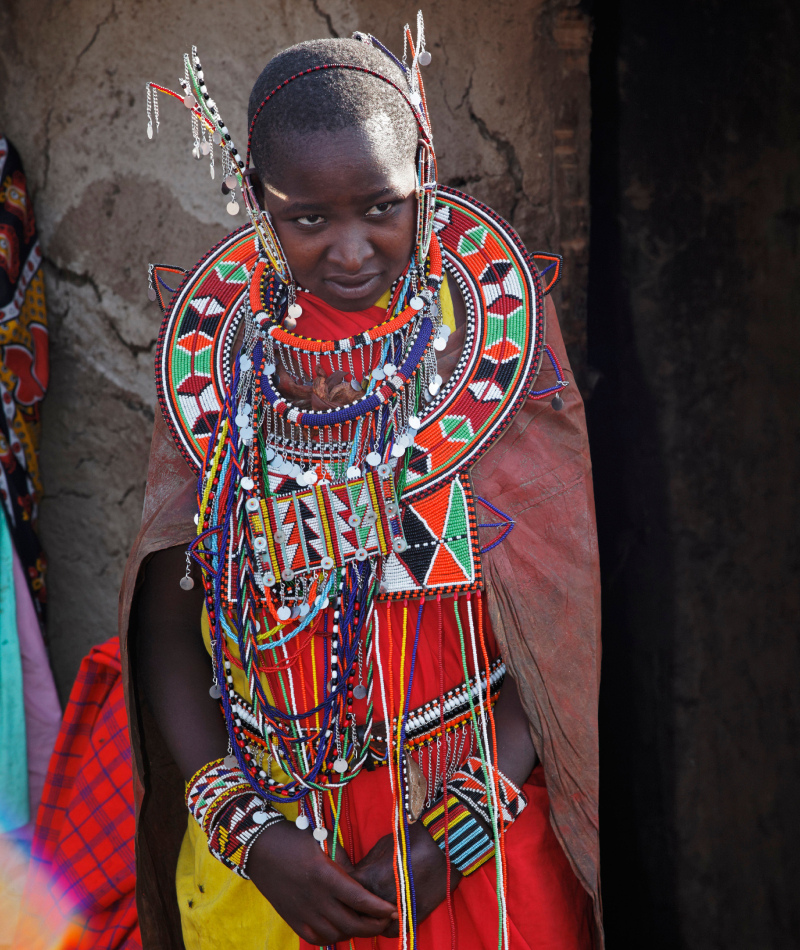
{"left": 123, "top": 21, "right": 601, "bottom": 950}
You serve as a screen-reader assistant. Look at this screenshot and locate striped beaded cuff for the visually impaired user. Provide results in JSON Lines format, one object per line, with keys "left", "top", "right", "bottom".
{"left": 448, "top": 756, "right": 527, "bottom": 827}
{"left": 186, "top": 758, "right": 284, "bottom": 878}
{"left": 206, "top": 792, "right": 283, "bottom": 877}
{"left": 421, "top": 793, "right": 496, "bottom": 876}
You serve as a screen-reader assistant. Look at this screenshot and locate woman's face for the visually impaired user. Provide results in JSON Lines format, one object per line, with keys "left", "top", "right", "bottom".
{"left": 257, "top": 127, "right": 417, "bottom": 312}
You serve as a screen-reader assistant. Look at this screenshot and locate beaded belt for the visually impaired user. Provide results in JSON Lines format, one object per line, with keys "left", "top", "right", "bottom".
{"left": 226, "top": 657, "right": 505, "bottom": 777}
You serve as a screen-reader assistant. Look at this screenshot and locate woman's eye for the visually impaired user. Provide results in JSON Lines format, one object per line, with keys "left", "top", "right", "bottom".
{"left": 296, "top": 214, "right": 324, "bottom": 226}
{"left": 366, "top": 202, "right": 396, "bottom": 216}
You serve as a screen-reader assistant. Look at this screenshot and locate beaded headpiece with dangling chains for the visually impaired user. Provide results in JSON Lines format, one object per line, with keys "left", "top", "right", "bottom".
{"left": 146, "top": 16, "right": 448, "bottom": 820}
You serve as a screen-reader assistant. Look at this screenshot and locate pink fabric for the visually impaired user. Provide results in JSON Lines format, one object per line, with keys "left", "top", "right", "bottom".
{"left": 13, "top": 544, "right": 61, "bottom": 822}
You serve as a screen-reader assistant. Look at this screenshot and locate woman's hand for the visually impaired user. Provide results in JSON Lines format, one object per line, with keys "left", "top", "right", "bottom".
{"left": 247, "top": 820, "right": 398, "bottom": 945}
{"left": 350, "top": 821, "right": 462, "bottom": 936}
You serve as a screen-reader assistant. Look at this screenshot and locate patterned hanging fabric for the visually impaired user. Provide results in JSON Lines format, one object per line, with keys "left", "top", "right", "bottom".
{"left": 0, "top": 136, "right": 49, "bottom": 619}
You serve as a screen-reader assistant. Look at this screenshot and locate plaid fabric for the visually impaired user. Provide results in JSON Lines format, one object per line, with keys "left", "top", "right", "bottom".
{"left": 13, "top": 638, "right": 141, "bottom": 949}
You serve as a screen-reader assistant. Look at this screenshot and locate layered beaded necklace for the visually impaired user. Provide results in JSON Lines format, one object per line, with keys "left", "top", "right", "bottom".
{"left": 193, "top": 228, "right": 445, "bottom": 831}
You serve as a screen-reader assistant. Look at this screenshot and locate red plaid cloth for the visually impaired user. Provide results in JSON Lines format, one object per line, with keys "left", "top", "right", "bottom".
{"left": 14, "top": 638, "right": 141, "bottom": 949}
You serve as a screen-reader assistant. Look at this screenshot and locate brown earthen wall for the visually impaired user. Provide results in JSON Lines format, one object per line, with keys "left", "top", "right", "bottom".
{"left": 0, "top": 0, "right": 591, "bottom": 699}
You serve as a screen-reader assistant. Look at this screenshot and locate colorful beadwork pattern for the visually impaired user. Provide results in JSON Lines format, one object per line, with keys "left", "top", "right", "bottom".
{"left": 156, "top": 188, "right": 545, "bottom": 600}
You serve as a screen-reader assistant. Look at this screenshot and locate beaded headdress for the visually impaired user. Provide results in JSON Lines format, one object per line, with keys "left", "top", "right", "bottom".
{"left": 145, "top": 12, "right": 437, "bottom": 283}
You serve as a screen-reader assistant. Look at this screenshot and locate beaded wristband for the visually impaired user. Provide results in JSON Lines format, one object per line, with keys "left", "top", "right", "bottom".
{"left": 447, "top": 755, "right": 528, "bottom": 827}
{"left": 421, "top": 793, "right": 496, "bottom": 876}
{"left": 186, "top": 758, "right": 285, "bottom": 878}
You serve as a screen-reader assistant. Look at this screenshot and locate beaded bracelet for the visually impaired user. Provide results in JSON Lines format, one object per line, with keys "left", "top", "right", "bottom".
{"left": 447, "top": 755, "right": 528, "bottom": 827}
{"left": 421, "top": 793, "right": 496, "bottom": 876}
{"left": 186, "top": 758, "right": 285, "bottom": 878}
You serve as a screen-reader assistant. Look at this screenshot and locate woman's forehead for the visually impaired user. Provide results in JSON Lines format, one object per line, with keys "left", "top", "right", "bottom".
{"left": 262, "top": 126, "right": 416, "bottom": 201}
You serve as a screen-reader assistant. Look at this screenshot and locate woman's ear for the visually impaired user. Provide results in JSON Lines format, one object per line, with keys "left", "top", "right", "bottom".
{"left": 247, "top": 169, "right": 266, "bottom": 209}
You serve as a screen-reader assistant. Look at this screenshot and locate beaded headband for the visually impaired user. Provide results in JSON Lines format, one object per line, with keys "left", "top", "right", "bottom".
{"left": 145, "top": 11, "right": 437, "bottom": 282}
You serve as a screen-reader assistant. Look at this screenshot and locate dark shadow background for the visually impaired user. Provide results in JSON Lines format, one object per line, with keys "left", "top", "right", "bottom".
{"left": 588, "top": 0, "right": 800, "bottom": 947}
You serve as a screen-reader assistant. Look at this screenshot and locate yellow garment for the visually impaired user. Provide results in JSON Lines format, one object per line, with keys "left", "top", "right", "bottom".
{"left": 177, "top": 275, "right": 456, "bottom": 948}
{"left": 177, "top": 817, "right": 299, "bottom": 950}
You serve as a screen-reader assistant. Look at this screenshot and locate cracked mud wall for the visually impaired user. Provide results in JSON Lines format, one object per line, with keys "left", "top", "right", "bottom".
{"left": 0, "top": 0, "right": 590, "bottom": 698}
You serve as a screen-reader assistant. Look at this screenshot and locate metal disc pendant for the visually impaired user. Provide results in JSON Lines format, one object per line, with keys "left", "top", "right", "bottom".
{"left": 419, "top": 50, "right": 432, "bottom": 65}
{"left": 253, "top": 811, "right": 269, "bottom": 824}
{"left": 227, "top": 200, "right": 239, "bottom": 215}
{"left": 410, "top": 295, "right": 424, "bottom": 311}
{"left": 147, "top": 286, "right": 157, "bottom": 301}
{"left": 295, "top": 814, "right": 310, "bottom": 830}
{"left": 288, "top": 302, "right": 303, "bottom": 319}
{"left": 146, "top": 124, "right": 154, "bottom": 140}
{"left": 552, "top": 394, "right": 564, "bottom": 410}
{"left": 277, "top": 605, "right": 292, "bottom": 621}
{"left": 312, "top": 826, "right": 329, "bottom": 842}
{"left": 366, "top": 451, "right": 381, "bottom": 466}
{"left": 179, "top": 575, "right": 195, "bottom": 590}
{"left": 353, "top": 684, "right": 367, "bottom": 700}
{"left": 223, "top": 754, "right": 238, "bottom": 768}
{"left": 333, "top": 757, "right": 348, "bottom": 774}
{"left": 209, "top": 683, "right": 222, "bottom": 699}
{"left": 405, "top": 754, "right": 427, "bottom": 822}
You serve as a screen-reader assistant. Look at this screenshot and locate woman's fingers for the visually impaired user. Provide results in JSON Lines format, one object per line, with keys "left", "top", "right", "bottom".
{"left": 320, "top": 902, "right": 396, "bottom": 940}
{"left": 326, "top": 862, "right": 398, "bottom": 918}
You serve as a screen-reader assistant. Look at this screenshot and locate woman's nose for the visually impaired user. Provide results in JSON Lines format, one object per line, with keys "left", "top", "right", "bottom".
{"left": 326, "top": 225, "right": 375, "bottom": 273}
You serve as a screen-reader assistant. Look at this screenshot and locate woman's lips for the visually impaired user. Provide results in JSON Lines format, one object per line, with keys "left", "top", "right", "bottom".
{"left": 323, "top": 272, "right": 383, "bottom": 300}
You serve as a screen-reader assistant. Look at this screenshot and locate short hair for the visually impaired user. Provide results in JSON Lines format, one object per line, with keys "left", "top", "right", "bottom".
{"left": 247, "top": 38, "right": 419, "bottom": 178}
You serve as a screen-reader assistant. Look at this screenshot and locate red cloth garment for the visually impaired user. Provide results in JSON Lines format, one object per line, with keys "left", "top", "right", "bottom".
{"left": 301, "top": 597, "right": 593, "bottom": 950}
{"left": 295, "top": 289, "right": 385, "bottom": 338}
{"left": 14, "top": 638, "right": 141, "bottom": 950}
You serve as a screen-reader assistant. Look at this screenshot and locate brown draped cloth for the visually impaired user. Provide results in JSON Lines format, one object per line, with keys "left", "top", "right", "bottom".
{"left": 118, "top": 295, "right": 602, "bottom": 949}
